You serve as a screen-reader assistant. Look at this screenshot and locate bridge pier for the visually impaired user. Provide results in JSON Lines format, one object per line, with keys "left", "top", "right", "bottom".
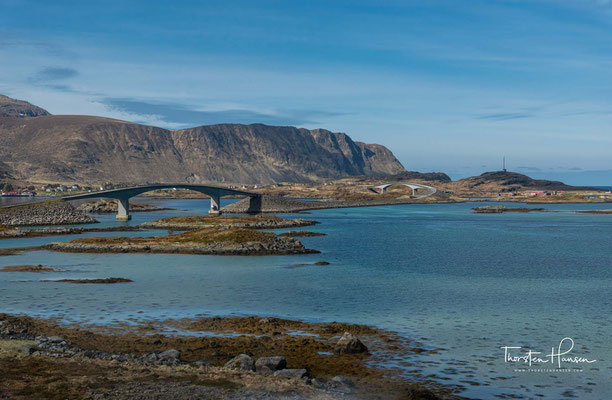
{"left": 116, "top": 198, "right": 131, "bottom": 221}
{"left": 245, "top": 195, "right": 262, "bottom": 213}
{"left": 209, "top": 194, "right": 221, "bottom": 215}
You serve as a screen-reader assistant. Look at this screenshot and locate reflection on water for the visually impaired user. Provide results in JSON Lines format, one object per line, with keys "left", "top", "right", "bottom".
{"left": 1, "top": 199, "right": 611, "bottom": 399}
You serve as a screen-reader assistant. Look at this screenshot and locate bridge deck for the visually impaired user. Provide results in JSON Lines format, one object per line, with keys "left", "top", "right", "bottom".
{"left": 1, "top": 184, "right": 260, "bottom": 219}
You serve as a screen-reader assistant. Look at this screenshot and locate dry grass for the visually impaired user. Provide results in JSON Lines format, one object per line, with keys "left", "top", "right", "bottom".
{"left": 71, "top": 227, "right": 279, "bottom": 246}
{"left": 151, "top": 215, "right": 286, "bottom": 226}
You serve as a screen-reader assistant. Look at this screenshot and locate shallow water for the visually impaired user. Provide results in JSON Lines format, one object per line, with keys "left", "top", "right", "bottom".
{"left": 1, "top": 199, "right": 611, "bottom": 399}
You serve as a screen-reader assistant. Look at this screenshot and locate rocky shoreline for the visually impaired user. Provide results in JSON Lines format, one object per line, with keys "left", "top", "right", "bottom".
{"left": 0, "top": 314, "right": 456, "bottom": 399}
{"left": 0, "top": 225, "right": 143, "bottom": 239}
{"left": 222, "top": 195, "right": 452, "bottom": 214}
{"left": 141, "top": 215, "right": 319, "bottom": 230}
{"left": 0, "top": 200, "right": 97, "bottom": 226}
{"left": 45, "top": 240, "right": 317, "bottom": 256}
{"left": 77, "top": 199, "right": 171, "bottom": 214}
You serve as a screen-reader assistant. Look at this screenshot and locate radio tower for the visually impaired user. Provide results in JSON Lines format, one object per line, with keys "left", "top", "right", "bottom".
{"left": 503, "top": 156, "right": 507, "bottom": 172}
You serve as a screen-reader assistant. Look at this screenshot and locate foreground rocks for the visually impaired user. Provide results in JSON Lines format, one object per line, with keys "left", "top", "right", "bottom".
{"left": 224, "top": 354, "right": 255, "bottom": 371}
{"left": 0, "top": 314, "right": 448, "bottom": 400}
{"left": 0, "top": 200, "right": 97, "bottom": 226}
{"left": 255, "top": 356, "right": 287, "bottom": 374}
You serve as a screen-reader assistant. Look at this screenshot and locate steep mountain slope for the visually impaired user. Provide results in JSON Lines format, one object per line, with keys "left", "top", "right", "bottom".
{"left": 0, "top": 96, "right": 405, "bottom": 184}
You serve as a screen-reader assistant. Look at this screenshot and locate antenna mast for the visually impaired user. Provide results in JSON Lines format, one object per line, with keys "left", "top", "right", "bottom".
{"left": 503, "top": 156, "right": 507, "bottom": 172}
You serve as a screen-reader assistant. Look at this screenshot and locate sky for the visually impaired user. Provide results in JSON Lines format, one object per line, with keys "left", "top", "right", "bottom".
{"left": 1, "top": 0, "right": 612, "bottom": 184}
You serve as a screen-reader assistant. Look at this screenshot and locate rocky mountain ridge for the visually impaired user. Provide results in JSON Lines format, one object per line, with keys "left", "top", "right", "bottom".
{"left": 0, "top": 95, "right": 406, "bottom": 184}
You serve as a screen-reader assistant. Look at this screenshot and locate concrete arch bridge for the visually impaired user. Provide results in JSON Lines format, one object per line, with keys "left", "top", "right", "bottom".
{"left": 62, "top": 184, "right": 261, "bottom": 220}
{"left": 369, "top": 182, "right": 437, "bottom": 199}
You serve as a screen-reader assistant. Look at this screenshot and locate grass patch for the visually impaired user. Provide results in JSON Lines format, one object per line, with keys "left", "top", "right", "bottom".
{"left": 71, "top": 227, "right": 279, "bottom": 246}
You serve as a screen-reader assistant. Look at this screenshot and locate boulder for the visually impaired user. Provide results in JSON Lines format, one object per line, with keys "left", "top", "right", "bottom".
{"left": 255, "top": 356, "right": 287, "bottom": 374}
{"left": 46, "top": 336, "right": 65, "bottom": 344}
{"left": 329, "top": 375, "right": 355, "bottom": 393}
{"left": 331, "top": 375, "right": 354, "bottom": 387}
{"left": 158, "top": 349, "right": 181, "bottom": 364}
{"left": 273, "top": 368, "right": 308, "bottom": 379}
{"left": 334, "top": 332, "right": 368, "bottom": 354}
{"left": 224, "top": 354, "right": 255, "bottom": 371}
{"left": 19, "top": 343, "right": 37, "bottom": 355}
{"left": 194, "top": 360, "right": 212, "bottom": 367}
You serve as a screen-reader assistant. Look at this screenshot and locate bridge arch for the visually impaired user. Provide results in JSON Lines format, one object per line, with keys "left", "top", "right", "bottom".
{"left": 369, "top": 182, "right": 437, "bottom": 198}
{"left": 62, "top": 184, "right": 261, "bottom": 220}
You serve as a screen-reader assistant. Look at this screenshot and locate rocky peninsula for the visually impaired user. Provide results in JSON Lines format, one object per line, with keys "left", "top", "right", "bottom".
{"left": 45, "top": 227, "right": 317, "bottom": 256}
{"left": 0, "top": 200, "right": 97, "bottom": 226}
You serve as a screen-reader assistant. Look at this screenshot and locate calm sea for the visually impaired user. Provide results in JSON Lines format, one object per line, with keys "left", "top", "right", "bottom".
{"left": 1, "top": 199, "right": 610, "bottom": 399}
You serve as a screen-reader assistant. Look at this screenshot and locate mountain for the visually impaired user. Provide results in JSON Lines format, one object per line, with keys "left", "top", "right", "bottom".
{"left": 0, "top": 95, "right": 405, "bottom": 184}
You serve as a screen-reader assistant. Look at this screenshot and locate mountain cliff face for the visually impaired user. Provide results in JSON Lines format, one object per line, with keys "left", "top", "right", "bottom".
{"left": 0, "top": 96, "right": 405, "bottom": 184}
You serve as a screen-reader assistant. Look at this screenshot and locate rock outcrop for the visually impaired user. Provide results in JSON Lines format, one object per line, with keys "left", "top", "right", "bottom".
{"left": 0, "top": 94, "right": 50, "bottom": 118}
{"left": 334, "top": 332, "right": 368, "bottom": 354}
{"left": 0, "top": 201, "right": 97, "bottom": 226}
{"left": 224, "top": 354, "right": 255, "bottom": 371}
{"left": 255, "top": 356, "right": 287, "bottom": 374}
{"left": 77, "top": 199, "right": 169, "bottom": 214}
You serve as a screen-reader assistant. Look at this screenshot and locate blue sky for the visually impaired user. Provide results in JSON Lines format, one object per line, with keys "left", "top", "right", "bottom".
{"left": 1, "top": 0, "right": 612, "bottom": 184}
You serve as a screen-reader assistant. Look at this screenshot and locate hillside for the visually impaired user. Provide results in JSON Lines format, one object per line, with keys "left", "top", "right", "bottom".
{"left": 0, "top": 95, "right": 50, "bottom": 118}
{"left": 445, "top": 171, "right": 590, "bottom": 196}
{"left": 0, "top": 95, "right": 405, "bottom": 184}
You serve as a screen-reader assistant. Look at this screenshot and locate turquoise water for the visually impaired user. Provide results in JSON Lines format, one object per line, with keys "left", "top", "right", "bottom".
{"left": 1, "top": 199, "right": 611, "bottom": 399}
